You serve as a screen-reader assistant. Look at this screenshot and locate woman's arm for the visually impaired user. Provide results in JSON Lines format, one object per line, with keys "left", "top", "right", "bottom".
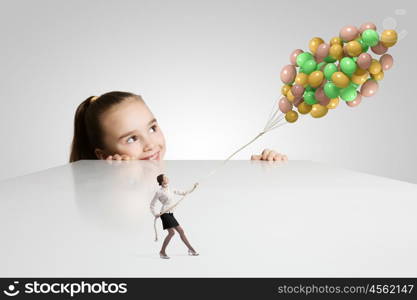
{"left": 173, "top": 183, "right": 199, "bottom": 196}
{"left": 150, "top": 191, "right": 160, "bottom": 217}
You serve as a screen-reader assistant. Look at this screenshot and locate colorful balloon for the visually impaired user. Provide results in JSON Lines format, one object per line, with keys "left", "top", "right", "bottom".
{"left": 324, "top": 82, "right": 340, "bottom": 98}
{"left": 298, "top": 102, "right": 312, "bottom": 114}
{"left": 308, "top": 71, "right": 324, "bottom": 88}
{"left": 340, "top": 86, "right": 357, "bottom": 102}
{"left": 280, "top": 65, "right": 296, "bottom": 84}
{"left": 296, "top": 52, "right": 314, "bottom": 67}
{"left": 302, "top": 59, "right": 318, "bottom": 74}
{"left": 290, "top": 49, "right": 304, "bottom": 65}
{"left": 351, "top": 68, "right": 369, "bottom": 85}
{"left": 316, "top": 43, "right": 330, "bottom": 59}
{"left": 371, "top": 71, "right": 384, "bottom": 81}
{"left": 330, "top": 36, "right": 343, "bottom": 46}
{"left": 346, "top": 92, "right": 362, "bottom": 107}
{"left": 309, "top": 37, "right": 324, "bottom": 54}
{"left": 359, "top": 22, "right": 376, "bottom": 34}
{"left": 340, "top": 57, "right": 357, "bottom": 76}
{"left": 310, "top": 104, "right": 328, "bottom": 118}
{"left": 360, "top": 80, "right": 378, "bottom": 97}
{"left": 294, "top": 73, "right": 309, "bottom": 87}
{"left": 371, "top": 42, "right": 388, "bottom": 55}
{"left": 329, "top": 44, "right": 343, "bottom": 60}
{"left": 368, "top": 59, "right": 382, "bottom": 75}
{"left": 323, "top": 63, "right": 337, "bottom": 80}
{"left": 326, "top": 97, "right": 340, "bottom": 109}
{"left": 361, "top": 29, "right": 379, "bottom": 47}
{"left": 340, "top": 25, "right": 359, "bottom": 42}
{"left": 315, "top": 87, "right": 331, "bottom": 106}
{"left": 303, "top": 90, "right": 318, "bottom": 105}
{"left": 331, "top": 72, "right": 350, "bottom": 88}
{"left": 279, "top": 97, "right": 293, "bottom": 113}
{"left": 380, "top": 53, "right": 393, "bottom": 71}
{"left": 346, "top": 40, "right": 362, "bottom": 57}
{"left": 357, "top": 53, "right": 372, "bottom": 70}
{"left": 285, "top": 110, "right": 298, "bottom": 123}
{"left": 381, "top": 30, "right": 398, "bottom": 47}
{"left": 291, "top": 84, "right": 305, "bottom": 97}
{"left": 281, "top": 84, "right": 291, "bottom": 96}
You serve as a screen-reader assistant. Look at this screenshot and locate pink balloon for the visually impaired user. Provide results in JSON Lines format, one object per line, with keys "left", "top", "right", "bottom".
{"left": 291, "top": 84, "right": 305, "bottom": 97}
{"left": 278, "top": 97, "right": 293, "bottom": 113}
{"left": 280, "top": 65, "right": 296, "bottom": 84}
{"left": 359, "top": 22, "right": 377, "bottom": 34}
{"left": 380, "top": 54, "right": 394, "bottom": 71}
{"left": 290, "top": 49, "right": 304, "bottom": 65}
{"left": 315, "top": 55, "right": 324, "bottom": 63}
{"left": 371, "top": 42, "right": 388, "bottom": 55}
{"left": 340, "top": 25, "right": 359, "bottom": 42}
{"left": 315, "top": 87, "right": 330, "bottom": 106}
{"left": 316, "top": 43, "right": 330, "bottom": 59}
{"left": 357, "top": 53, "right": 372, "bottom": 70}
{"left": 360, "top": 80, "right": 379, "bottom": 97}
{"left": 293, "top": 97, "right": 303, "bottom": 107}
{"left": 346, "top": 92, "right": 362, "bottom": 107}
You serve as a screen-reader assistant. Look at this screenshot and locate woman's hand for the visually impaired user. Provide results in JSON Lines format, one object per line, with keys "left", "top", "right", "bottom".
{"left": 251, "top": 149, "right": 288, "bottom": 161}
{"left": 105, "top": 154, "right": 132, "bottom": 160}
{"left": 155, "top": 214, "right": 161, "bottom": 218}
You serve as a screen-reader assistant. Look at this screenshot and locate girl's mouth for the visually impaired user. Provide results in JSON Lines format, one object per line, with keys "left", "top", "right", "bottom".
{"left": 141, "top": 151, "right": 160, "bottom": 160}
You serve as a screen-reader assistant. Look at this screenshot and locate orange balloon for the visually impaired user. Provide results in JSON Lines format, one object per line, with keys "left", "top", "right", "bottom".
{"left": 330, "top": 36, "right": 343, "bottom": 46}
{"left": 310, "top": 104, "right": 328, "bottom": 118}
{"left": 371, "top": 70, "right": 384, "bottom": 80}
{"left": 294, "top": 73, "right": 308, "bottom": 87}
{"left": 369, "top": 59, "right": 382, "bottom": 75}
{"left": 351, "top": 68, "right": 369, "bottom": 85}
{"left": 281, "top": 84, "right": 291, "bottom": 96}
{"left": 286, "top": 89, "right": 295, "bottom": 102}
{"left": 326, "top": 98, "right": 340, "bottom": 109}
{"left": 309, "top": 37, "right": 324, "bottom": 54}
{"left": 331, "top": 72, "right": 350, "bottom": 88}
{"left": 346, "top": 40, "right": 362, "bottom": 56}
{"left": 308, "top": 71, "right": 324, "bottom": 88}
{"left": 381, "top": 30, "right": 398, "bottom": 47}
{"left": 285, "top": 110, "right": 299, "bottom": 123}
{"left": 298, "top": 102, "right": 312, "bottom": 114}
{"left": 329, "top": 44, "right": 343, "bottom": 60}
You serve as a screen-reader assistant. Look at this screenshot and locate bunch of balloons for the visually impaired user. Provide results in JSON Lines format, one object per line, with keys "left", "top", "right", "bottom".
{"left": 278, "top": 22, "right": 397, "bottom": 123}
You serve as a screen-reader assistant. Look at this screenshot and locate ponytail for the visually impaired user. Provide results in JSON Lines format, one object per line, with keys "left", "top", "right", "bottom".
{"left": 69, "top": 96, "right": 97, "bottom": 162}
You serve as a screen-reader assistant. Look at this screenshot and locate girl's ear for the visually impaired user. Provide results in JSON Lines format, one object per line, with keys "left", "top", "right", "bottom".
{"left": 94, "top": 148, "right": 106, "bottom": 159}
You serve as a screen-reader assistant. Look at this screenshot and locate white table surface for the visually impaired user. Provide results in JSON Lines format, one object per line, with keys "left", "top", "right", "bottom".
{"left": 0, "top": 160, "right": 416, "bottom": 277}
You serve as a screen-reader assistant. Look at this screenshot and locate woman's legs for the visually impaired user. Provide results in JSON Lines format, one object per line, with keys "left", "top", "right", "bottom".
{"left": 160, "top": 228, "right": 175, "bottom": 255}
{"left": 174, "top": 225, "right": 196, "bottom": 252}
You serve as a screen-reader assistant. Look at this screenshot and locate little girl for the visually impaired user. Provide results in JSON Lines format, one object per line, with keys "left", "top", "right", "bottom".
{"left": 69, "top": 91, "right": 288, "bottom": 162}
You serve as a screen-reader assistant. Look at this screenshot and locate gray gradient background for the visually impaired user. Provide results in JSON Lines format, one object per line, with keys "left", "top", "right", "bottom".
{"left": 0, "top": 0, "right": 416, "bottom": 183}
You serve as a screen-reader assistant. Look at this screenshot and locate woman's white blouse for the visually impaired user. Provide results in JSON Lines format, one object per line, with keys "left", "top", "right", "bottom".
{"left": 150, "top": 186, "right": 190, "bottom": 216}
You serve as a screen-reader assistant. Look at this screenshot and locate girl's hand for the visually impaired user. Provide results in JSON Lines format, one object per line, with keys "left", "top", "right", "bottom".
{"left": 105, "top": 154, "right": 132, "bottom": 160}
{"left": 251, "top": 149, "right": 288, "bottom": 162}
{"left": 155, "top": 214, "right": 161, "bottom": 218}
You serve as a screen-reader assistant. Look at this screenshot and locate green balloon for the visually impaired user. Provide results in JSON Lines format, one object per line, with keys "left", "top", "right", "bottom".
{"left": 340, "top": 86, "right": 357, "bottom": 102}
{"left": 357, "top": 38, "right": 369, "bottom": 52}
{"left": 305, "top": 85, "right": 314, "bottom": 92}
{"left": 324, "top": 56, "right": 337, "bottom": 63}
{"left": 340, "top": 57, "right": 357, "bottom": 76}
{"left": 361, "top": 29, "right": 379, "bottom": 47}
{"left": 349, "top": 82, "right": 359, "bottom": 88}
{"left": 296, "top": 52, "right": 313, "bottom": 67}
{"left": 316, "top": 62, "right": 326, "bottom": 71}
{"left": 303, "top": 90, "right": 317, "bottom": 105}
{"left": 302, "top": 59, "right": 317, "bottom": 74}
{"left": 323, "top": 63, "right": 337, "bottom": 80}
{"left": 324, "top": 82, "right": 340, "bottom": 98}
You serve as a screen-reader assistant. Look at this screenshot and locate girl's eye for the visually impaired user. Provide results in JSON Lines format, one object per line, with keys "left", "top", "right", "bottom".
{"left": 150, "top": 125, "right": 157, "bottom": 133}
{"left": 126, "top": 136, "right": 137, "bottom": 144}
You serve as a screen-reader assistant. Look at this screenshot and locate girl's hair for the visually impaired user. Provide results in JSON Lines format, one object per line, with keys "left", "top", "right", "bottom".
{"left": 157, "top": 174, "right": 165, "bottom": 186}
{"left": 69, "top": 91, "right": 144, "bottom": 162}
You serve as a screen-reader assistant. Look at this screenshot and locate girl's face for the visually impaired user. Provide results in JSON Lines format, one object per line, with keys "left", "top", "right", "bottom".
{"left": 95, "top": 98, "right": 166, "bottom": 160}
{"left": 162, "top": 175, "right": 169, "bottom": 186}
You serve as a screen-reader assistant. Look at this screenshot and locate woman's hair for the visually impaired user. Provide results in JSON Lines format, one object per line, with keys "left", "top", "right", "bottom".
{"left": 69, "top": 91, "right": 144, "bottom": 162}
{"left": 157, "top": 174, "right": 165, "bottom": 186}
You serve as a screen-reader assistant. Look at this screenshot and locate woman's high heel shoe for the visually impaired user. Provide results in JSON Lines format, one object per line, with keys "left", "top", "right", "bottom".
{"left": 160, "top": 252, "right": 170, "bottom": 259}
{"left": 188, "top": 249, "right": 199, "bottom": 256}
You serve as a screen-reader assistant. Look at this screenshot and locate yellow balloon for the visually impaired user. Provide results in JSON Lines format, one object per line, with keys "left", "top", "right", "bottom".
{"left": 346, "top": 40, "right": 362, "bottom": 56}
{"left": 369, "top": 59, "right": 382, "bottom": 75}
{"left": 330, "top": 36, "right": 343, "bottom": 46}
{"left": 326, "top": 98, "right": 340, "bottom": 109}
{"left": 294, "top": 72, "right": 308, "bottom": 87}
{"left": 281, "top": 84, "right": 291, "bottom": 96}
{"left": 331, "top": 72, "right": 350, "bottom": 88}
{"left": 309, "top": 37, "right": 324, "bottom": 54}
{"left": 310, "top": 104, "right": 328, "bottom": 118}
{"left": 381, "top": 30, "right": 398, "bottom": 47}
{"left": 298, "top": 102, "right": 312, "bottom": 114}
{"left": 372, "top": 70, "right": 384, "bottom": 80}
{"left": 285, "top": 110, "right": 299, "bottom": 123}
{"left": 351, "top": 68, "right": 369, "bottom": 85}
{"left": 308, "top": 71, "right": 324, "bottom": 88}
{"left": 286, "top": 89, "right": 295, "bottom": 102}
{"left": 329, "top": 44, "right": 343, "bottom": 60}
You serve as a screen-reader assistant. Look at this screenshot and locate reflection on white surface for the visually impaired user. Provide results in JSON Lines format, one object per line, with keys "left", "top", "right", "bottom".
{"left": 0, "top": 160, "right": 416, "bottom": 277}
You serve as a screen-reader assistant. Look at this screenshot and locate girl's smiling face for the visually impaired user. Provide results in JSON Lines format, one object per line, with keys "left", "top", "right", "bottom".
{"left": 95, "top": 97, "right": 166, "bottom": 160}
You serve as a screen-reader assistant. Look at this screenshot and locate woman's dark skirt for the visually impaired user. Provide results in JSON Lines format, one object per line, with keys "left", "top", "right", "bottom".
{"left": 160, "top": 212, "right": 179, "bottom": 230}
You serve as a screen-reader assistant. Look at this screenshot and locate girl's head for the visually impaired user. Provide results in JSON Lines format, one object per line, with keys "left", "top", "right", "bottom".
{"left": 157, "top": 174, "right": 168, "bottom": 186}
{"left": 70, "top": 91, "right": 166, "bottom": 162}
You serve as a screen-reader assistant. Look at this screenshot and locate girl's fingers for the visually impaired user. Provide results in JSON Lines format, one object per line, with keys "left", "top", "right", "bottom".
{"left": 275, "top": 153, "right": 282, "bottom": 161}
{"left": 261, "top": 149, "right": 271, "bottom": 160}
{"left": 282, "top": 155, "right": 288, "bottom": 161}
{"left": 113, "top": 154, "right": 122, "bottom": 160}
{"left": 267, "top": 151, "right": 275, "bottom": 161}
{"left": 251, "top": 154, "right": 261, "bottom": 160}
{"left": 121, "top": 154, "right": 130, "bottom": 160}
{"left": 106, "top": 155, "right": 113, "bottom": 160}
